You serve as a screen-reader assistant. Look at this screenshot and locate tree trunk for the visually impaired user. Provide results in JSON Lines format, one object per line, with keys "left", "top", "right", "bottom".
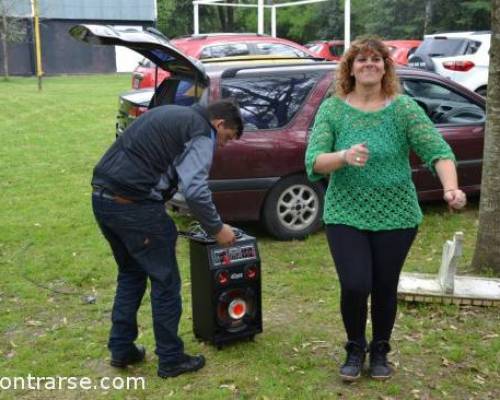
{"left": 423, "top": 0, "right": 433, "bottom": 35}
{"left": 470, "top": 0, "right": 500, "bottom": 274}
{"left": 227, "top": 0, "right": 234, "bottom": 32}
{"left": 217, "top": 7, "right": 226, "bottom": 31}
{"left": 1, "top": 4, "right": 9, "bottom": 80}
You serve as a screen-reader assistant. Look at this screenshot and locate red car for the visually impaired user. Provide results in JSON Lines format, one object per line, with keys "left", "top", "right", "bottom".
{"left": 384, "top": 40, "right": 422, "bottom": 65}
{"left": 305, "top": 40, "right": 345, "bottom": 61}
{"left": 306, "top": 39, "right": 421, "bottom": 65}
{"left": 131, "top": 33, "right": 317, "bottom": 89}
{"left": 72, "top": 25, "right": 485, "bottom": 240}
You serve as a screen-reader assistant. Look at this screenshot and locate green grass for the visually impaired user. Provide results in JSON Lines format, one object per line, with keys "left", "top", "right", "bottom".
{"left": 0, "top": 75, "right": 499, "bottom": 399}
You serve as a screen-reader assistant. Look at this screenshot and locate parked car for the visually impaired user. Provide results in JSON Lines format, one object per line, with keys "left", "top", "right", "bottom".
{"left": 305, "top": 39, "right": 421, "bottom": 65}
{"left": 305, "top": 40, "right": 344, "bottom": 61}
{"left": 408, "top": 32, "right": 490, "bottom": 96}
{"left": 131, "top": 33, "right": 317, "bottom": 89}
{"left": 383, "top": 40, "right": 422, "bottom": 65}
{"left": 71, "top": 24, "right": 485, "bottom": 240}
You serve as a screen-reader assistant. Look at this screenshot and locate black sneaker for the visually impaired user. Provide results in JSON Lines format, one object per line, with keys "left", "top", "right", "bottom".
{"left": 339, "top": 341, "right": 366, "bottom": 382}
{"left": 369, "top": 341, "right": 392, "bottom": 380}
{"left": 158, "top": 354, "right": 206, "bottom": 378}
{"left": 110, "top": 344, "right": 146, "bottom": 368}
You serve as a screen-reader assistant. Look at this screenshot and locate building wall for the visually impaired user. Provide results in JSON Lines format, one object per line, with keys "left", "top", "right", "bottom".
{"left": 41, "top": 20, "right": 117, "bottom": 74}
{"left": 1, "top": 0, "right": 156, "bottom": 75}
{"left": 0, "top": 20, "right": 155, "bottom": 75}
{"left": 5, "top": 0, "right": 156, "bottom": 21}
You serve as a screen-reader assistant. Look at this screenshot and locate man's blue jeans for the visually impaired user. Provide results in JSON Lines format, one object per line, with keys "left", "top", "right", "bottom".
{"left": 92, "top": 194, "right": 184, "bottom": 364}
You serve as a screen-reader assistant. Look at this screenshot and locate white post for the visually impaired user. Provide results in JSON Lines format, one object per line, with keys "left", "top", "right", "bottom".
{"left": 257, "top": 0, "right": 264, "bottom": 34}
{"left": 344, "top": 0, "right": 350, "bottom": 50}
{"left": 194, "top": 2, "right": 199, "bottom": 34}
{"left": 271, "top": 6, "right": 276, "bottom": 37}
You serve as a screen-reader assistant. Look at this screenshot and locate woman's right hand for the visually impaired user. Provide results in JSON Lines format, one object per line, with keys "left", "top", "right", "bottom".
{"left": 344, "top": 143, "right": 370, "bottom": 167}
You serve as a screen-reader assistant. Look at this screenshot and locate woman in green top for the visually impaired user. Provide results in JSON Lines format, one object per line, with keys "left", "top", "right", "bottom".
{"left": 305, "top": 37, "right": 467, "bottom": 381}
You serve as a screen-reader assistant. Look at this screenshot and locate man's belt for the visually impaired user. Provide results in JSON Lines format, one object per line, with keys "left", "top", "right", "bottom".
{"left": 92, "top": 186, "right": 135, "bottom": 204}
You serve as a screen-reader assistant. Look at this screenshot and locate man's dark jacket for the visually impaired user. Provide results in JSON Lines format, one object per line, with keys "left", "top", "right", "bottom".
{"left": 92, "top": 104, "right": 223, "bottom": 234}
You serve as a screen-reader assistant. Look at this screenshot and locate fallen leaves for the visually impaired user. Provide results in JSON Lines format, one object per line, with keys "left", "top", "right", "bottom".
{"left": 441, "top": 356, "right": 454, "bottom": 367}
{"left": 219, "top": 383, "right": 238, "bottom": 392}
{"left": 481, "top": 333, "right": 499, "bottom": 340}
{"left": 25, "top": 319, "right": 42, "bottom": 327}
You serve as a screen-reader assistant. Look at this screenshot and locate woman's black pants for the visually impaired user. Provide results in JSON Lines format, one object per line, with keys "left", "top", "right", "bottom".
{"left": 326, "top": 224, "right": 418, "bottom": 347}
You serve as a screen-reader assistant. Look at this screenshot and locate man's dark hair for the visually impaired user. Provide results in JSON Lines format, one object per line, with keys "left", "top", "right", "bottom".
{"left": 207, "top": 99, "right": 244, "bottom": 138}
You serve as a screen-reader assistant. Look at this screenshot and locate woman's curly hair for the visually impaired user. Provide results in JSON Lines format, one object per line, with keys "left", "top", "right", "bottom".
{"left": 335, "top": 36, "right": 400, "bottom": 97}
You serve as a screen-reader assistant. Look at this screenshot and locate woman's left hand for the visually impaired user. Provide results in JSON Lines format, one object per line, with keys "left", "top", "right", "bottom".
{"left": 443, "top": 189, "right": 467, "bottom": 210}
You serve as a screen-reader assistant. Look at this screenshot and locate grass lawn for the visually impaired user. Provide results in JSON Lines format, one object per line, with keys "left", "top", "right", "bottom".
{"left": 0, "top": 75, "right": 498, "bottom": 399}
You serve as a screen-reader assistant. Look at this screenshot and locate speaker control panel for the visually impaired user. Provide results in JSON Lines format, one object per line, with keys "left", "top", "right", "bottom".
{"left": 211, "top": 244, "right": 257, "bottom": 267}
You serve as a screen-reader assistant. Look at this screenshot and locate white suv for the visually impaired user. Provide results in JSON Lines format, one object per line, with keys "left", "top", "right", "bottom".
{"left": 408, "top": 31, "right": 490, "bottom": 96}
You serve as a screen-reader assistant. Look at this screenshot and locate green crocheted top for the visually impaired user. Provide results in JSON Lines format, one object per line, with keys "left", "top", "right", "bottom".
{"left": 305, "top": 94, "right": 455, "bottom": 230}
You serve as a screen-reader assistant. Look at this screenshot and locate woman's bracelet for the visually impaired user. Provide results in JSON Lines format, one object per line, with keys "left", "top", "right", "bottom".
{"left": 444, "top": 188, "right": 459, "bottom": 192}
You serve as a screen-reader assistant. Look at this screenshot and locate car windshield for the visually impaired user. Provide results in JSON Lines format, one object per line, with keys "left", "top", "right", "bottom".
{"left": 307, "top": 44, "right": 323, "bottom": 53}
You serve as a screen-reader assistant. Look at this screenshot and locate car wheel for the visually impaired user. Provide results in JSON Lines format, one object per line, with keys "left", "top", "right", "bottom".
{"left": 476, "top": 87, "right": 487, "bottom": 97}
{"left": 263, "top": 175, "right": 324, "bottom": 240}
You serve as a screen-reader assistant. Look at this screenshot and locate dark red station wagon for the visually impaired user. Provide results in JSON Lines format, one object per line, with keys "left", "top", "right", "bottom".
{"left": 71, "top": 25, "right": 485, "bottom": 240}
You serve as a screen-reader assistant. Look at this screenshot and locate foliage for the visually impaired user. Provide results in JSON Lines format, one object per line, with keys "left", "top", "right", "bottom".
{"left": 155, "top": 0, "right": 491, "bottom": 44}
{"left": 0, "top": 0, "right": 27, "bottom": 43}
{"left": 0, "top": 74, "right": 499, "bottom": 399}
{"left": 157, "top": 0, "right": 194, "bottom": 38}
{"left": 0, "top": 0, "right": 29, "bottom": 79}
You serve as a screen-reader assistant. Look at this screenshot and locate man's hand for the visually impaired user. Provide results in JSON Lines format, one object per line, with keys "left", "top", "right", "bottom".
{"left": 215, "top": 224, "right": 236, "bottom": 246}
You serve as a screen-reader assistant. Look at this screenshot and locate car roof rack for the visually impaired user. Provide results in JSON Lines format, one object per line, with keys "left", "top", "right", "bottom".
{"left": 175, "top": 32, "right": 270, "bottom": 40}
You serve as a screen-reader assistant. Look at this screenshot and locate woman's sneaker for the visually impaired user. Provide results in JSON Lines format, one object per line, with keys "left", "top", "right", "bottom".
{"left": 339, "top": 341, "right": 366, "bottom": 381}
{"left": 369, "top": 341, "right": 392, "bottom": 380}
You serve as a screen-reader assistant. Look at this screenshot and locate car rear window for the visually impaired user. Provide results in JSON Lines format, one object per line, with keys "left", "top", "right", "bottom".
{"left": 200, "top": 43, "right": 250, "bottom": 59}
{"left": 416, "top": 38, "right": 480, "bottom": 57}
{"left": 221, "top": 71, "right": 325, "bottom": 130}
{"left": 255, "top": 43, "right": 308, "bottom": 57}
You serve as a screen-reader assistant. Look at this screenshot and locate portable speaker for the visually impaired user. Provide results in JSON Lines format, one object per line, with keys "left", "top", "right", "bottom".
{"left": 187, "top": 229, "right": 262, "bottom": 347}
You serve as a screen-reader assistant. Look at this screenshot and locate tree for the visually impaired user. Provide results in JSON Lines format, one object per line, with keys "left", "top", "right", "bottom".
{"left": 157, "top": 0, "right": 193, "bottom": 37}
{"left": 0, "top": 0, "right": 28, "bottom": 80}
{"left": 470, "top": 0, "right": 500, "bottom": 274}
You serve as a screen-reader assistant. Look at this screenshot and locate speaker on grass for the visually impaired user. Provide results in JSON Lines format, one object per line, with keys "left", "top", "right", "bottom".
{"left": 187, "top": 228, "right": 262, "bottom": 347}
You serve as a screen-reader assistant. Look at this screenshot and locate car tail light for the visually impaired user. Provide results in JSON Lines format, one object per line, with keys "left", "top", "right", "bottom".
{"left": 442, "top": 60, "right": 475, "bottom": 72}
{"left": 128, "top": 105, "right": 148, "bottom": 118}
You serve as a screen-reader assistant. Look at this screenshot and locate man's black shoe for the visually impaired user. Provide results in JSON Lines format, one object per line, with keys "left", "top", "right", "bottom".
{"left": 339, "top": 341, "right": 366, "bottom": 382}
{"left": 369, "top": 340, "right": 392, "bottom": 380}
{"left": 158, "top": 354, "right": 206, "bottom": 378}
{"left": 110, "top": 344, "right": 146, "bottom": 368}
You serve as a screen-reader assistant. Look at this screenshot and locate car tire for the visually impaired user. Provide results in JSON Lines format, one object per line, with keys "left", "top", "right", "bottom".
{"left": 476, "top": 87, "right": 487, "bottom": 97}
{"left": 263, "top": 175, "right": 324, "bottom": 240}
